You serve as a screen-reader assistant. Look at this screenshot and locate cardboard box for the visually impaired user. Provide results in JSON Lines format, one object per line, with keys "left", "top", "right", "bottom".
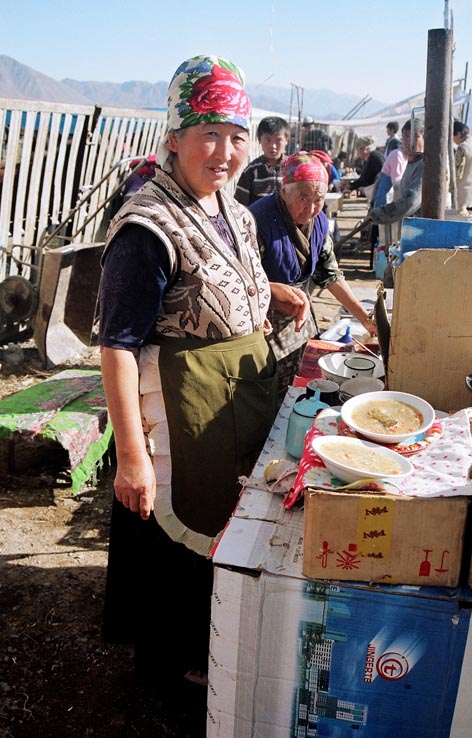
{"left": 209, "top": 568, "right": 471, "bottom": 738}
{"left": 209, "top": 390, "right": 472, "bottom": 737}
{"left": 451, "top": 609, "right": 472, "bottom": 738}
{"left": 303, "top": 489, "right": 469, "bottom": 586}
{"left": 388, "top": 248, "right": 472, "bottom": 412}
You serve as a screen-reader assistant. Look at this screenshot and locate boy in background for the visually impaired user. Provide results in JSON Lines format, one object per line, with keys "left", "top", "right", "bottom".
{"left": 235, "top": 116, "right": 290, "bottom": 206}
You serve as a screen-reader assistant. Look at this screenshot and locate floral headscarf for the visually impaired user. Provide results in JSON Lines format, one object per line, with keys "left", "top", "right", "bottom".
{"left": 282, "top": 152, "right": 329, "bottom": 187}
{"left": 157, "top": 54, "right": 251, "bottom": 172}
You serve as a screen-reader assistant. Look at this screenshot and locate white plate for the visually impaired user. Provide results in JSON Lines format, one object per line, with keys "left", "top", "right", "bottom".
{"left": 312, "top": 435, "right": 413, "bottom": 484}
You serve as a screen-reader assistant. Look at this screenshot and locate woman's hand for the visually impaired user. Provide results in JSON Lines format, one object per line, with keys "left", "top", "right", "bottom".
{"left": 101, "top": 346, "right": 157, "bottom": 520}
{"left": 269, "top": 282, "right": 309, "bottom": 331}
{"left": 114, "top": 450, "right": 156, "bottom": 520}
{"left": 360, "top": 316, "right": 377, "bottom": 336}
{"left": 327, "top": 281, "right": 377, "bottom": 337}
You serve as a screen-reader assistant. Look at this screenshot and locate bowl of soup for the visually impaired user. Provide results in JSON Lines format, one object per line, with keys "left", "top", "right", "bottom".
{"left": 312, "top": 435, "right": 413, "bottom": 483}
{"left": 340, "top": 391, "right": 435, "bottom": 444}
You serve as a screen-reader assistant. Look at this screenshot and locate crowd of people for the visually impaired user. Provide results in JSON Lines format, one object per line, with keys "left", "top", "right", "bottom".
{"left": 99, "top": 53, "right": 471, "bottom": 715}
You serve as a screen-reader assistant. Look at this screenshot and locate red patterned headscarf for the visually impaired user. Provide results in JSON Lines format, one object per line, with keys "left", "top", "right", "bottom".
{"left": 282, "top": 152, "right": 329, "bottom": 186}
{"left": 157, "top": 54, "right": 251, "bottom": 172}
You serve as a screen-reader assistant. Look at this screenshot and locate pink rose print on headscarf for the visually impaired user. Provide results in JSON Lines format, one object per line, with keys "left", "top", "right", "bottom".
{"left": 293, "top": 162, "right": 321, "bottom": 181}
{"left": 188, "top": 65, "right": 251, "bottom": 119}
{"left": 282, "top": 153, "right": 329, "bottom": 186}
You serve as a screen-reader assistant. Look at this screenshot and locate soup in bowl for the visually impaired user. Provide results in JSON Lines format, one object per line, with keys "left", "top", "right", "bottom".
{"left": 341, "top": 391, "right": 435, "bottom": 444}
{"left": 312, "top": 435, "right": 413, "bottom": 483}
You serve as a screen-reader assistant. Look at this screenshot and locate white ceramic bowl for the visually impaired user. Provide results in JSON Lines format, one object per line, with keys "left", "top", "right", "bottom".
{"left": 311, "top": 435, "right": 413, "bottom": 484}
{"left": 339, "top": 376, "right": 385, "bottom": 399}
{"left": 340, "top": 390, "right": 435, "bottom": 444}
{"left": 318, "top": 351, "right": 385, "bottom": 384}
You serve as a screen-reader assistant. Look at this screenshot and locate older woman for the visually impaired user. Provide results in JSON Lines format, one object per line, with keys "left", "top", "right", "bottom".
{"left": 99, "top": 55, "right": 308, "bottom": 690}
{"left": 250, "top": 152, "right": 376, "bottom": 397}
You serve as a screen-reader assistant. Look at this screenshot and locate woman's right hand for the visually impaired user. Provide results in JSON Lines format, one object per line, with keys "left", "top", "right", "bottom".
{"left": 101, "top": 347, "right": 157, "bottom": 521}
{"left": 114, "top": 450, "right": 156, "bottom": 520}
{"left": 269, "top": 282, "right": 309, "bottom": 331}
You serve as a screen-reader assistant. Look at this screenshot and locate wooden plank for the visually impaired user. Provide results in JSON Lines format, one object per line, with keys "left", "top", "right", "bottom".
{"left": 11, "top": 111, "right": 36, "bottom": 243}
{"left": 61, "top": 114, "right": 86, "bottom": 218}
{"left": 388, "top": 249, "right": 472, "bottom": 411}
{"left": 148, "top": 119, "right": 165, "bottom": 154}
{"left": 0, "top": 110, "right": 22, "bottom": 280}
{"left": 24, "top": 112, "right": 50, "bottom": 246}
{"left": 0, "top": 98, "right": 94, "bottom": 116}
{"left": 37, "top": 113, "right": 61, "bottom": 241}
{"left": 138, "top": 118, "right": 152, "bottom": 155}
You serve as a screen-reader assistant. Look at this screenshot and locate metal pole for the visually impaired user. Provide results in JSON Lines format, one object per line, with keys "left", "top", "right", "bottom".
{"left": 421, "top": 28, "right": 454, "bottom": 219}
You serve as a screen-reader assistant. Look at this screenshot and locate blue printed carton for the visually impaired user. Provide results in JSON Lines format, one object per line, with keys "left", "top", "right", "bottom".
{"left": 209, "top": 565, "right": 471, "bottom": 738}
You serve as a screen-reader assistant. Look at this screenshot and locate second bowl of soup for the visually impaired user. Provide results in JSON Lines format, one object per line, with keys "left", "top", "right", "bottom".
{"left": 340, "top": 391, "right": 435, "bottom": 444}
{"left": 312, "top": 435, "right": 414, "bottom": 483}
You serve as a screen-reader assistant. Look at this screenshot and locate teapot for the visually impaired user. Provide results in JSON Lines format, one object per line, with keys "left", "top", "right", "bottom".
{"left": 285, "top": 391, "right": 329, "bottom": 459}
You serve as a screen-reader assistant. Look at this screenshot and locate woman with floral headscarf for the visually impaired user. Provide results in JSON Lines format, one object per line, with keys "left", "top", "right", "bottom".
{"left": 250, "top": 152, "right": 376, "bottom": 398}
{"left": 99, "top": 55, "right": 309, "bottom": 692}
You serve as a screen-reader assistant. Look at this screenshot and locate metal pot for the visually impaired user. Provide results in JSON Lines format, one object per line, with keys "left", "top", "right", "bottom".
{"left": 466, "top": 374, "right": 472, "bottom": 393}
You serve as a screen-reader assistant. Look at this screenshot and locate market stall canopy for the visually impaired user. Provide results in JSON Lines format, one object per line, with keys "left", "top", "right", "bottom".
{"left": 314, "top": 84, "right": 471, "bottom": 145}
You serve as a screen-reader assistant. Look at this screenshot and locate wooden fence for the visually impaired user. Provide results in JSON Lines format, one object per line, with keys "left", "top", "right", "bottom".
{"left": 0, "top": 99, "right": 168, "bottom": 283}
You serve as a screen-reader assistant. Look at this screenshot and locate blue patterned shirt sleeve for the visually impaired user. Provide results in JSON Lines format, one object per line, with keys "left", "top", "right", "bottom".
{"left": 99, "top": 224, "right": 171, "bottom": 350}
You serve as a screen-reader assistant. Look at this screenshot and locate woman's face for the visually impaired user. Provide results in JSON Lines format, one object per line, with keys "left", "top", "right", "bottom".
{"left": 281, "top": 182, "right": 326, "bottom": 226}
{"left": 168, "top": 122, "right": 249, "bottom": 200}
{"left": 401, "top": 128, "right": 424, "bottom": 159}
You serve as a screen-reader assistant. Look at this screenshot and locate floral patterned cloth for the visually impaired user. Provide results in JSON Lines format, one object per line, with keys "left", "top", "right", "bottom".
{"left": 0, "top": 370, "right": 113, "bottom": 493}
{"left": 157, "top": 54, "right": 251, "bottom": 172}
{"left": 282, "top": 152, "right": 329, "bottom": 187}
{"left": 284, "top": 407, "right": 472, "bottom": 508}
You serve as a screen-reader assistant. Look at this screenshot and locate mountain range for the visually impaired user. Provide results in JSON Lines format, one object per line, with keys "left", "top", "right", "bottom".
{"left": 0, "top": 55, "right": 387, "bottom": 119}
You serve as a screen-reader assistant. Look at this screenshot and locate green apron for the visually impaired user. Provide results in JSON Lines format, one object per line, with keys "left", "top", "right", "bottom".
{"left": 140, "top": 330, "right": 278, "bottom": 554}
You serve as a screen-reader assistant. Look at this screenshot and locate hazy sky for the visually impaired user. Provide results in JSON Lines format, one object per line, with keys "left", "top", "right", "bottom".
{"left": 2, "top": 0, "right": 470, "bottom": 105}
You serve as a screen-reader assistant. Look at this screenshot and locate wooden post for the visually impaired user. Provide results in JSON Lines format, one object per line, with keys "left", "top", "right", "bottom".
{"left": 421, "top": 28, "right": 453, "bottom": 219}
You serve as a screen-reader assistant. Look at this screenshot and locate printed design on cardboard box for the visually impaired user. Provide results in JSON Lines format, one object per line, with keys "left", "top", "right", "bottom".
{"left": 319, "top": 539, "right": 451, "bottom": 577}
{"left": 376, "top": 652, "right": 410, "bottom": 680}
{"left": 363, "top": 627, "right": 426, "bottom": 683}
{"left": 290, "top": 582, "right": 436, "bottom": 736}
{"left": 316, "top": 500, "right": 449, "bottom": 577}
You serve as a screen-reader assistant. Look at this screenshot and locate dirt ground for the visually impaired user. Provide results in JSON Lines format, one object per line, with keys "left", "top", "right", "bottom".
{"left": 0, "top": 198, "right": 378, "bottom": 738}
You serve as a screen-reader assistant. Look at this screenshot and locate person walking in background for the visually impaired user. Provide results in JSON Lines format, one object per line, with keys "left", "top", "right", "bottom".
{"left": 311, "top": 149, "right": 340, "bottom": 190}
{"left": 348, "top": 136, "right": 384, "bottom": 261}
{"left": 348, "top": 136, "right": 384, "bottom": 200}
{"left": 99, "top": 54, "right": 309, "bottom": 698}
{"left": 250, "top": 152, "right": 376, "bottom": 399}
{"left": 372, "top": 145, "right": 408, "bottom": 209}
{"left": 234, "top": 116, "right": 289, "bottom": 205}
{"left": 453, "top": 120, "right": 472, "bottom": 213}
{"left": 333, "top": 150, "right": 349, "bottom": 176}
{"left": 301, "top": 118, "right": 333, "bottom": 153}
{"left": 370, "top": 118, "right": 424, "bottom": 225}
{"left": 384, "top": 121, "right": 402, "bottom": 157}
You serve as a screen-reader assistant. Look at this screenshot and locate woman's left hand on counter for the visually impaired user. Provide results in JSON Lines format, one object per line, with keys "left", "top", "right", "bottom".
{"left": 269, "top": 283, "right": 309, "bottom": 331}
